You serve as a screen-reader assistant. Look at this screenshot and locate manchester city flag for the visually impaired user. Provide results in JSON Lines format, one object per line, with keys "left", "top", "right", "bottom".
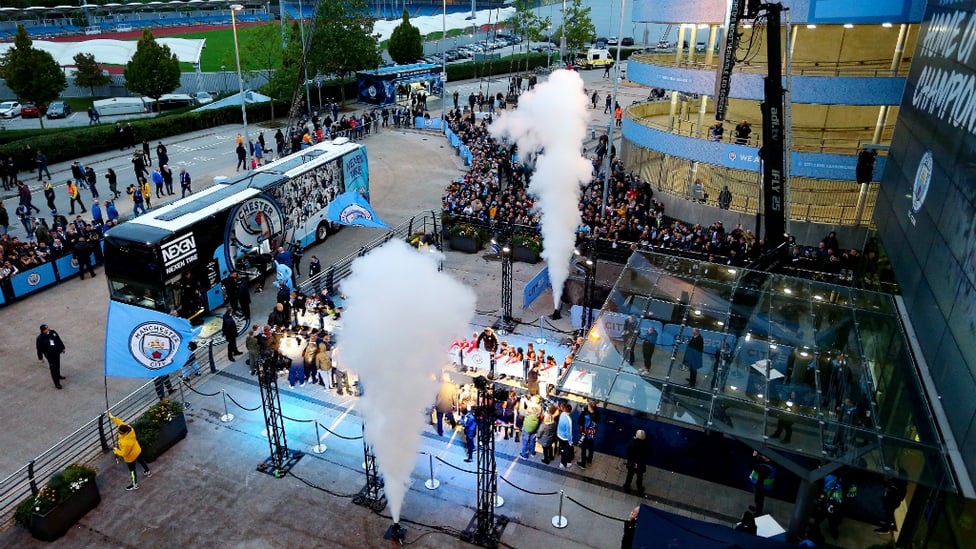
{"left": 104, "top": 301, "right": 202, "bottom": 378}
{"left": 326, "top": 191, "right": 391, "bottom": 230}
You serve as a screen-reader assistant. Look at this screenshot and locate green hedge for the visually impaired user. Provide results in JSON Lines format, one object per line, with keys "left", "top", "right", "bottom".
{"left": 0, "top": 100, "right": 290, "bottom": 167}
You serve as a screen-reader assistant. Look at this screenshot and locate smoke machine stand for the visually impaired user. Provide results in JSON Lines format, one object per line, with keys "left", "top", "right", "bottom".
{"left": 352, "top": 427, "right": 386, "bottom": 512}
{"left": 256, "top": 351, "right": 303, "bottom": 477}
{"left": 460, "top": 376, "right": 509, "bottom": 547}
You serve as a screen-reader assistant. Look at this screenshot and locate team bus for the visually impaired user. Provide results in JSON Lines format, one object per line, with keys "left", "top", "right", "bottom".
{"left": 103, "top": 139, "right": 369, "bottom": 319}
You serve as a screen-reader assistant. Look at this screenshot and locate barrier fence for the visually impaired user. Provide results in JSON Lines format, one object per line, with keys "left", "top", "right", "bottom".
{"left": 0, "top": 343, "right": 212, "bottom": 531}
{"left": 300, "top": 210, "right": 442, "bottom": 297}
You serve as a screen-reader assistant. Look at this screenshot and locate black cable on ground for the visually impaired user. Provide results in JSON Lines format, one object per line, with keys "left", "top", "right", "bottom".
{"left": 224, "top": 392, "right": 262, "bottom": 412}
{"left": 433, "top": 455, "right": 477, "bottom": 475}
{"left": 181, "top": 382, "right": 221, "bottom": 398}
{"left": 315, "top": 421, "right": 364, "bottom": 440}
{"left": 497, "top": 474, "right": 559, "bottom": 497}
{"left": 286, "top": 470, "right": 360, "bottom": 499}
{"left": 565, "top": 494, "right": 626, "bottom": 523}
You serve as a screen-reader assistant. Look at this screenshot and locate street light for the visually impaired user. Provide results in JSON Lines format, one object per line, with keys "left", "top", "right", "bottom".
{"left": 230, "top": 4, "right": 251, "bottom": 170}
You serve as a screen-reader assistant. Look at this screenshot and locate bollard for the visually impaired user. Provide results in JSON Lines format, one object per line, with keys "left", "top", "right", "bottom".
{"left": 591, "top": 126, "right": 596, "bottom": 140}
{"left": 536, "top": 315, "right": 547, "bottom": 344}
{"left": 424, "top": 453, "right": 440, "bottom": 490}
{"left": 220, "top": 390, "right": 235, "bottom": 423}
{"left": 551, "top": 489, "right": 568, "bottom": 528}
{"left": 178, "top": 376, "right": 191, "bottom": 410}
{"left": 311, "top": 422, "right": 327, "bottom": 454}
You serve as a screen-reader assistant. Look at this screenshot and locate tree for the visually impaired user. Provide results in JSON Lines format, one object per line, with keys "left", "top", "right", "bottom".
{"left": 123, "top": 29, "right": 181, "bottom": 111}
{"left": 242, "top": 20, "right": 286, "bottom": 121}
{"left": 264, "top": 21, "right": 304, "bottom": 118}
{"left": 506, "top": 0, "right": 548, "bottom": 72}
{"left": 0, "top": 25, "right": 67, "bottom": 129}
{"left": 387, "top": 9, "right": 423, "bottom": 65}
{"left": 554, "top": 0, "right": 596, "bottom": 60}
{"left": 307, "top": 0, "right": 381, "bottom": 104}
{"left": 72, "top": 52, "right": 110, "bottom": 97}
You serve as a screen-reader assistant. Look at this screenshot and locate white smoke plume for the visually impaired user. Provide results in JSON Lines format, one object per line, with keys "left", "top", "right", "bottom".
{"left": 340, "top": 241, "right": 476, "bottom": 523}
{"left": 489, "top": 69, "right": 591, "bottom": 312}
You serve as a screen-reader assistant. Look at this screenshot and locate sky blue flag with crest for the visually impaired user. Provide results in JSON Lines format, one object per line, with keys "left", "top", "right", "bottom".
{"left": 326, "top": 191, "right": 391, "bottom": 230}
{"left": 104, "top": 301, "right": 203, "bottom": 378}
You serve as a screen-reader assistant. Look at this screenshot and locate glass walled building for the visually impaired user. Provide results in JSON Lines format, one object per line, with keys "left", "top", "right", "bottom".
{"left": 572, "top": 1, "right": 976, "bottom": 545}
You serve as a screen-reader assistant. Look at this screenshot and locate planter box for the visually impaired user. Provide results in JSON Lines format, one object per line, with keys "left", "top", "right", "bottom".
{"left": 512, "top": 245, "right": 540, "bottom": 264}
{"left": 27, "top": 480, "right": 100, "bottom": 542}
{"left": 448, "top": 235, "right": 481, "bottom": 253}
{"left": 141, "top": 412, "right": 188, "bottom": 463}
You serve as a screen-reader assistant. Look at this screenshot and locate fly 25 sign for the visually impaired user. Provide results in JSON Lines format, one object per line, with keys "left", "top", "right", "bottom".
{"left": 162, "top": 233, "right": 198, "bottom": 274}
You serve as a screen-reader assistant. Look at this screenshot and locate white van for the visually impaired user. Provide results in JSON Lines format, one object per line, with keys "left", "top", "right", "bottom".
{"left": 93, "top": 97, "right": 147, "bottom": 117}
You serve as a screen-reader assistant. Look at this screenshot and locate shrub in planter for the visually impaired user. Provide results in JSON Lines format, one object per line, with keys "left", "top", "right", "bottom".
{"left": 510, "top": 233, "right": 543, "bottom": 263}
{"left": 14, "top": 463, "right": 99, "bottom": 541}
{"left": 448, "top": 222, "right": 486, "bottom": 252}
{"left": 132, "top": 398, "right": 187, "bottom": 462}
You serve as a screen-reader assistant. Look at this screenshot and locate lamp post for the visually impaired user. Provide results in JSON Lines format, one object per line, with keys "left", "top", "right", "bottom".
{"left": 230, "top": 4, "right": 251, "bottom": 170}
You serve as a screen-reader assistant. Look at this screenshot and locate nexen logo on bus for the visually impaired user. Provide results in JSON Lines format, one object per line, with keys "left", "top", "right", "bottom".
{"left": 162, "top": 233, "right": 198, "bottom": 275}
{"left": 346, "top": 153, "right": 364, "bottom": 181}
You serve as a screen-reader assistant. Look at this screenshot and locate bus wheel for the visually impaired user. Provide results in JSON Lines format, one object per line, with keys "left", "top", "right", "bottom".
{"left": 316, "top": 222, "right": 329, "bottom": 242}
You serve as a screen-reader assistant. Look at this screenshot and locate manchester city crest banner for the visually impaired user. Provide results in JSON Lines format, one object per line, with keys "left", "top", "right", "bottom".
{"left": 326, "top": 191, "right": 391, "bottom": 230}
{"left": 104, "top": 301, "right": 202, "bottom": 378}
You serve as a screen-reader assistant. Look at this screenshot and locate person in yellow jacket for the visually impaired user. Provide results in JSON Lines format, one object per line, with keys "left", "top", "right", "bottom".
{"left": 140, "top": 177, "right": 153, "bottom": 209}
{"left": 110, "top": 413, "right": 151, "bottom": 491}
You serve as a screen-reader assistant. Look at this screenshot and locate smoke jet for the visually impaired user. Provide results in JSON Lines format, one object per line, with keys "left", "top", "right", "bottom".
{"left": 489, "top": 69, "right": 591, "bottom": 312}
{"left": 340, "top": 241, "right": 476, "bottom": 523}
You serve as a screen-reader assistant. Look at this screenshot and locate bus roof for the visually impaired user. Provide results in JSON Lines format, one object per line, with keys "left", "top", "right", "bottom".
{"left": 105, "top": 139, "right": 364, "bottom": 244}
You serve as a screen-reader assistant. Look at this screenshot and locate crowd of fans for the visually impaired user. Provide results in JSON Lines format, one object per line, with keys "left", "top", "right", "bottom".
{"left": 440, "top": 102, "right": 887, "bottom": 279}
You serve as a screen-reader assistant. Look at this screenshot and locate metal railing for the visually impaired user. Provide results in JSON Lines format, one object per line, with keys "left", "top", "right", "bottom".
{"left": 300, "top": 211, "right": 442, "bottom": 297}
{"left": 628, "top": 106, "right": 895, "bottom": 155}
{"left": 0, "top": 345, "right": 212, "bottom": 531}
{"left": 630, "top": 53, "right": 912, "bottom": 78}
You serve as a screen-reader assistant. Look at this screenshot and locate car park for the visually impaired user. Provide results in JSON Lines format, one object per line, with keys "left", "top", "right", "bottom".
{"left": 21, "top": 103, "right": 43, "bottom": 118}
{"left": 0, "top": 101, "right": 21, "bottom": 118}
{"left": 46, "top": 100, "right": 71, "bottom": 119}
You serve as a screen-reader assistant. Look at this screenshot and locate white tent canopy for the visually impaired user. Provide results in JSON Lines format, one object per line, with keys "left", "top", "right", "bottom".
{"left": 0, "top": 38, "right": 206, "bottom": 66}
{"left": 372, "top": 7, "right": 515, "bottom": 43}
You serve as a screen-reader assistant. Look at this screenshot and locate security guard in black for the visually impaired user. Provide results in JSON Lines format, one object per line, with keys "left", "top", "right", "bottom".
{"left": 36, "top": 324, "right": 67, "bottom": 389}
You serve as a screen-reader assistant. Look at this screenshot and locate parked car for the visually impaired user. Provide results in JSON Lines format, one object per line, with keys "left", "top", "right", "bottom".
{"left": 46, "top": 100, "right": 71, "bottom": 119}
{"left": 192, "top": 91, "right": 213, "bottom": 105}
{"left": 608, "top": 36, "right": 619, "bottom": 46}
{"left": 621, "top": 37, "right": 635, "bottom": 46}
{"left": 0, "top": 101, "right": 22, "bottom": 118}
{"left": 20, "top": 103, "right": 43, "bottom": 118}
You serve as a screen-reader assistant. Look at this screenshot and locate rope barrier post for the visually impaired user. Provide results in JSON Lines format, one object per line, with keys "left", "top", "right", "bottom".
{"left": 536, "top": 315, "right": 547, "bottom": 344}
{"left": 424, "top": 453, "right": 440, "bottom": 490}
{"left": 179, "top": 375, "right": 191, "bottom": 410}
{"left": 552, "top": 489, "right": 568, "bottom": 528}
{"left": 220, "top": 390, "right": 235, "bottom": 423}
{"left": 207, "top": 340, "right": 215, "bottom": 372}
{"left": 311, "top": 422, "right": 327, "bottom": 454}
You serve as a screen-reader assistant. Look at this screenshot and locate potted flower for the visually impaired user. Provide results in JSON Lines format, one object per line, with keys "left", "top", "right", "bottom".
{"left": 133, "top": 398, "right": 187, "bottom": 463}
{"left": 511, "top": 233, "right": 543, "bottom": 263}
{"left": 14, "top": 463, "right": 100, "bottom": 542}
{"left": 448, "top": 223, "right": 486, "bottom": 253}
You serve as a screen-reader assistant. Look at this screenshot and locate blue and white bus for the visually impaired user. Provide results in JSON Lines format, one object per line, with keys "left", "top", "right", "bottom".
{"left": 103, "top": 139, "right": 369, "bottom": 318}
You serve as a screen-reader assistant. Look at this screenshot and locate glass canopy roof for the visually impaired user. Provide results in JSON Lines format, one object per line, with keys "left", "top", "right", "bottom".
{"left": 559, "top": 251, "right": 955, "bottom": 491}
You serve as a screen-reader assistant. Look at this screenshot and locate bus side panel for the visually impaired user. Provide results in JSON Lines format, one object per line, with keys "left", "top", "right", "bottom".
{"left": 267, "top": 152, "right": 347, "bottom": 246}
